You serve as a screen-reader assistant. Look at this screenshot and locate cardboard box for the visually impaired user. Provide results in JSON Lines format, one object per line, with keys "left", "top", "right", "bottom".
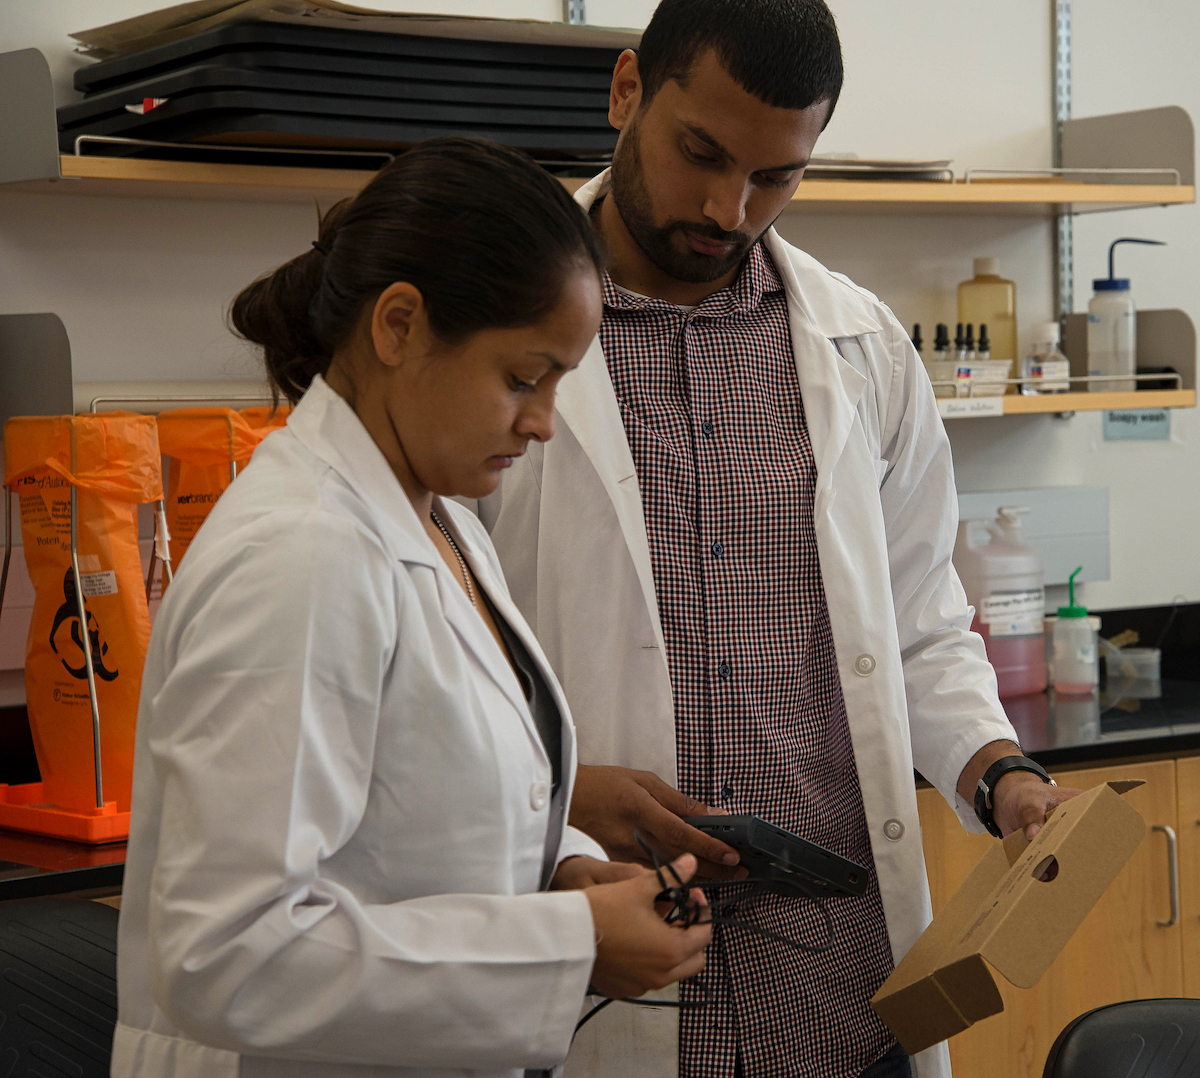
{"left": 871, "top": 780, "right": 1146, "bottom": 1055}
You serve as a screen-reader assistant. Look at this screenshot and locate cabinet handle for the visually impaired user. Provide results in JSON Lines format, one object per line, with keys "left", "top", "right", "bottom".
{"left": 1153, "top": 824, "right": 1179, "bottom": 928}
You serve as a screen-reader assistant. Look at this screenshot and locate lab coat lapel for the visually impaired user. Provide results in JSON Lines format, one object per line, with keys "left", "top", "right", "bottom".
{"left": 553, "top": 338, "right": 667, "bottom": 653}
{"left": 764, "top": 230, "right": 870, "bottom": 516}
{"left": 431, "top": 503, "right": 549, "bottom": 752}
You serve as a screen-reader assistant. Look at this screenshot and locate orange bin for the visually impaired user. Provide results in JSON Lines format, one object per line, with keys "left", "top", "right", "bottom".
{"left": 156, "top": 406, "right": 288, "bottom": 570}
{"left": 1, "top": 413, "right": 162, "bottom": 842}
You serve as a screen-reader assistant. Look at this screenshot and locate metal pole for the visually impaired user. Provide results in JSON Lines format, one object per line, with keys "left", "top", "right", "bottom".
{"left": 1053, "top": 0, "right": 1073, "bottom": 325}
{"left": 70, "top": 484, "right": 105, "bottom": 809}
{"left": 0, "top": 486, "right": 12, "bottom": 621}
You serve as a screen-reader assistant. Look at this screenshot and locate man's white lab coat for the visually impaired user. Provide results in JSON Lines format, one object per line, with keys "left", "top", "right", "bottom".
{"left": 481, "top": 172, "right": 1018, "bottom": 1078}
{"left": 113, "top": 376, "right": 604, "bottom": 1078}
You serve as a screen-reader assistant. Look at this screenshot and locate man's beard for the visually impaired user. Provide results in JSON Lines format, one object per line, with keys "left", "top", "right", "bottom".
{"left": 609, "top": 117, "right": 757, "bottom": 285}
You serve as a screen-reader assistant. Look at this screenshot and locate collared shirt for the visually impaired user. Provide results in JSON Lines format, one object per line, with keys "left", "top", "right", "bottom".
{"left": 600, "top": 243, "right": 897, "bottom": 1078}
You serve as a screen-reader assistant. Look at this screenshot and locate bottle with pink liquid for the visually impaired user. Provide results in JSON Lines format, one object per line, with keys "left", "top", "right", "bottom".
{"left": 953, "top": 506, "right": 1048, "bottom": 698}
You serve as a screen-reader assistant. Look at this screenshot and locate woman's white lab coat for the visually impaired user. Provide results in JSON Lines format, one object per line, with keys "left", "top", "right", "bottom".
{"left": 113, "top": 375, "right": 605, "bottom": 1078}
{"left": 480, "top": 171, "right": 1020, "bottom": 1078}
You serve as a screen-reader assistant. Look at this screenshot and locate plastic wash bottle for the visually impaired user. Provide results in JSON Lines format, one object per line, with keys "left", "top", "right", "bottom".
{"left": 953, "top": 506, "right": 1048, "bottom": 698}
{"left": 1088, "top": 237, "right": 1165, "bottom": 393}
{"left": 1053, "top": 567, "right": 1098, "bottom": 694}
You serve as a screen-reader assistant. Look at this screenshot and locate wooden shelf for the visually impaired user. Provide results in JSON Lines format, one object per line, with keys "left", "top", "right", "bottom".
{"left": 788, "top": 178, "right": 1195, "bottom": 216}
{"left": 939, "top": 389, "right": 1196, "bottom": 419}
{"left": 0, "top": 156, "right": 1193, "bottom": 213}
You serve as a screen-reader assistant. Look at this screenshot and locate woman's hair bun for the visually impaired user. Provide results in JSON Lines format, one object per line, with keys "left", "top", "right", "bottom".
{"left": 230, "top": 138, "right": 605, "bottom": 405}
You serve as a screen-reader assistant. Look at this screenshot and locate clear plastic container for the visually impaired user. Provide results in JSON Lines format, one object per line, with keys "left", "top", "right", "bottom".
{"left": 953, "top": 506, "right": 1047, "bottom": 698}
{"left": 1021, "top": 321, "right": 1071, "bottom": 395}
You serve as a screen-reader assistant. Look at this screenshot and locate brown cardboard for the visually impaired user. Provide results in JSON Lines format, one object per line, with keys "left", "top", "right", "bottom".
{"left": 871, "top": 780, "right": 1146, "bottom": 1055}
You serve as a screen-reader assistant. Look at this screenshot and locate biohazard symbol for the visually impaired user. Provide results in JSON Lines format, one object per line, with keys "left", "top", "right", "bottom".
{"left": 49, "top": 569, "right": 119, "bottom": 682}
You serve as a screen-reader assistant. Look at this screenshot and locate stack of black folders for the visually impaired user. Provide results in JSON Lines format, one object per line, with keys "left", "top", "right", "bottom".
{"left": 59, "top": 19, "right": 624, "bottom": 166}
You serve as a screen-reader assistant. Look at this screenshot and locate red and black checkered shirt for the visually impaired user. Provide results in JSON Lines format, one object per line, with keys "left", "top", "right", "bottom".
{"left": 601, "top": 242, "right": 897, "bottom": 1078}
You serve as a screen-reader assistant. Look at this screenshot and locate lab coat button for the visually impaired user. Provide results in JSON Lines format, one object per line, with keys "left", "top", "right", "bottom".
{"left": 854, "top": 654, "right": 876, "bottom": 676}
{"left": 883, "top": 819, "right": 905, "bottom": 841}
{"left": 529, "top": 781, "right": 549, "bottom": 811}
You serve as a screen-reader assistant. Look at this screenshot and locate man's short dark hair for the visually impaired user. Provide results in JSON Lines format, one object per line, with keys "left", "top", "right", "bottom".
{"left": 637, "top": 0, "right": 843, "bottom": 121}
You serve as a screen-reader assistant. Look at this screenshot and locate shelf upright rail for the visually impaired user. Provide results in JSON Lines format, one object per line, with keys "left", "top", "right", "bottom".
{"left": 1053, "top": 0, "right": 1073, "bottom": 326}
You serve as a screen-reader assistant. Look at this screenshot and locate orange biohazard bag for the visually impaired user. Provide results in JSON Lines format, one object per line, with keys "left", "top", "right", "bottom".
{"left": 2, "top": 413, "right": 162, "bottom": 841}
{"left": 155, "top": 405, "right": 288, "bottom": 569}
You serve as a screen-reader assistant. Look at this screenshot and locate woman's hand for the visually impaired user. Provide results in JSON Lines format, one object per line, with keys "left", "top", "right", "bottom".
{"left": 583, "top": 853, "right": 711, "bottom": 999}
{"left": 551, "top": 856, "right": 645, "bottom": 890}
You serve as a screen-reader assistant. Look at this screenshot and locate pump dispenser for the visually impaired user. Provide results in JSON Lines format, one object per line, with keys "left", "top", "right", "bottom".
{"left": 1088, "top": 237, "right": 1166, "bottom": 392}
{"left": 953, "top": 507, "right": 1047, "bottom": 698}
{"left": 1053, "top": 567, "right": 1098, "bottom": 693}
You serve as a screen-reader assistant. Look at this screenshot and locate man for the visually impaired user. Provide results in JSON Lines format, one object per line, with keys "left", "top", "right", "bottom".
{"left": 482, "top": 2, "right": 1078, "bottom": 1076}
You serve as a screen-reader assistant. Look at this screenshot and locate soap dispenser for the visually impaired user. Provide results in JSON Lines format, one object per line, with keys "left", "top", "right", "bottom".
{"left": 1053, "top": 567, "right": 1098, "bottom": 694}
{"left": 1088, "top": 237, "right": 1165, "bottom": 393}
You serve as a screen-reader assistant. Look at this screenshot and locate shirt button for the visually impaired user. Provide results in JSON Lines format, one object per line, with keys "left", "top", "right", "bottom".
{"left": 883, "top": 819, "right": 905, "bottom": 841}
{"left": 854, "top": 654, "right": 876, "bottom": 677}
{"left": 720, "top": 783, "right": 734, "bottom": 802}
{"left": 717, "top": 663, "right": 732, "bottom": 680}
{"left": 700, "top": 421, "right": 714, "bottom": 437}
{"left": 529, "top": 781, "right": 549, "bottom": 811}
{"left": 711, "top": 541, "right": 724, "bottom": 558}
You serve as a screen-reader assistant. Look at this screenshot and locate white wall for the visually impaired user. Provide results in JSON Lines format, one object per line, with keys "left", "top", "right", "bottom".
{"left": 1, "top": 0, "right": 1196, "bottom": 611}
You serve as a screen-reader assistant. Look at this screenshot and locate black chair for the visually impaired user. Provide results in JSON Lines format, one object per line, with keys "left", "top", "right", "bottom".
{"left": 0, "top": 896, "right": 119, "bottom": 1076}
{"left": 1044, "top": 998, "right": 1200, "bottom": 1078}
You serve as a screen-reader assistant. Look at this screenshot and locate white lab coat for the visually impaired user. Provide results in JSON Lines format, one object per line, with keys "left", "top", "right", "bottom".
{"left": 481, "top": 171, "right": 1019, "bottom": 1078}
{"left": 113, "top": 375, "right": 606, "bottom": 1078}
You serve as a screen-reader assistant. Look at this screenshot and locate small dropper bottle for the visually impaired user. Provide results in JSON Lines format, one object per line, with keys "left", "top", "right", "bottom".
{"left": 933, "top": 323, "right": 950, "bottom": 362}
{"left": 964, "top": 323, "right": 976, "bottom": 362}
{"left": 976, "top": 323, "right": 991, "bottom": 361}
{"left": 954, "top": 323, "right": 966, "bottom": 362}
{"left": 911, "top": 323, "right": 923, "bottom": 356}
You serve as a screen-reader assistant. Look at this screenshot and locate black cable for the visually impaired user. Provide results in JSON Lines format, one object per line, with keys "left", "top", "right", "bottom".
{"left": 573, "top": 836, "right": 837, "bottom": 1041}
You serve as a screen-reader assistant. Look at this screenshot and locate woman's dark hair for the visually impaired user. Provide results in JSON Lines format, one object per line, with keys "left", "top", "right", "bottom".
{"left": 637, "top": 0, "right": 843, "bottom": 122}
{"left": 231, "top": 137, "right": 606, "bottom": 404}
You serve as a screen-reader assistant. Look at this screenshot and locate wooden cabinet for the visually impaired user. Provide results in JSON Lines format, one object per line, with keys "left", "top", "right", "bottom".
{"left": 916, "top": 759, "right": 1184, "bottom": 1078}
{"left": 1177, "top": 755, "right": 1200, "bottom": 996}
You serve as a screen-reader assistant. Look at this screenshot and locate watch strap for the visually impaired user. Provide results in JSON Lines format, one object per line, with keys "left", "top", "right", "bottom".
{"left": 973, "top": 755, "right": 1055, "bottom": 839}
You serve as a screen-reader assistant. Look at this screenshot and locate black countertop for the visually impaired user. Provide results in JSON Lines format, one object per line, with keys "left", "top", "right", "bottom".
{"left": 2, "top": 680, "right": 1197, "bottom": 901}
{"left": 1004, "top": 678, "right": 1200, "bottom": 769}
{"left": 0, "top": 828, "right": 125, "bottom": 901}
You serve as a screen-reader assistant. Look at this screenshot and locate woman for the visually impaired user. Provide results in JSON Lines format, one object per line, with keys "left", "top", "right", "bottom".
{"left": 113, "top": 138, "right": 710, "bottom": 1078}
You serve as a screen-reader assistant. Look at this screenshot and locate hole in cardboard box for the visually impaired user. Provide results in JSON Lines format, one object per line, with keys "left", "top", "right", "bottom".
{"left": 1032, "top": 855, "right": 1059, "bottom": 882}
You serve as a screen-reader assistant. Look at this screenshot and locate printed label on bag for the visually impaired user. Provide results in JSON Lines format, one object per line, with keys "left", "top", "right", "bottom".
{"left": 79, "top": 570, "right": 119, "bottom": 598}
{"left": 981, "top": 589, "right": 1044, "bottom": 625}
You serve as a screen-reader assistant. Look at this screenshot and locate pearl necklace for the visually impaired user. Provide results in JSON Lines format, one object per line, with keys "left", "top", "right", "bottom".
{"left": 430, "top": 509, "right": 476, "bottom": 608}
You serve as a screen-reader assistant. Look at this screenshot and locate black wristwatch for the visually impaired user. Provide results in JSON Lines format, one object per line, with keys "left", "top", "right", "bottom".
{"left": 973, "top": 755, "right": 1055, "bottom": 838}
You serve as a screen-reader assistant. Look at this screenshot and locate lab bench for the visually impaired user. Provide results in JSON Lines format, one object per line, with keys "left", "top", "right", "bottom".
{"left": 2, "top": 679, "right": 1199, "bottom": 1074}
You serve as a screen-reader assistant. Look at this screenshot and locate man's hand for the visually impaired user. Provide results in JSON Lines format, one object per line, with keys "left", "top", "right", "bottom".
{"left": 570, "top": 765, "right": 747, "bottom": 881}
{"left": 551, "top": 856, "right": 645, "bottom": 890}
{"left": 992, "top": 771, "right": 1085, "bottom": 841}
{"left": 958, "top": 739, "right": 1083, "bottom": 841}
